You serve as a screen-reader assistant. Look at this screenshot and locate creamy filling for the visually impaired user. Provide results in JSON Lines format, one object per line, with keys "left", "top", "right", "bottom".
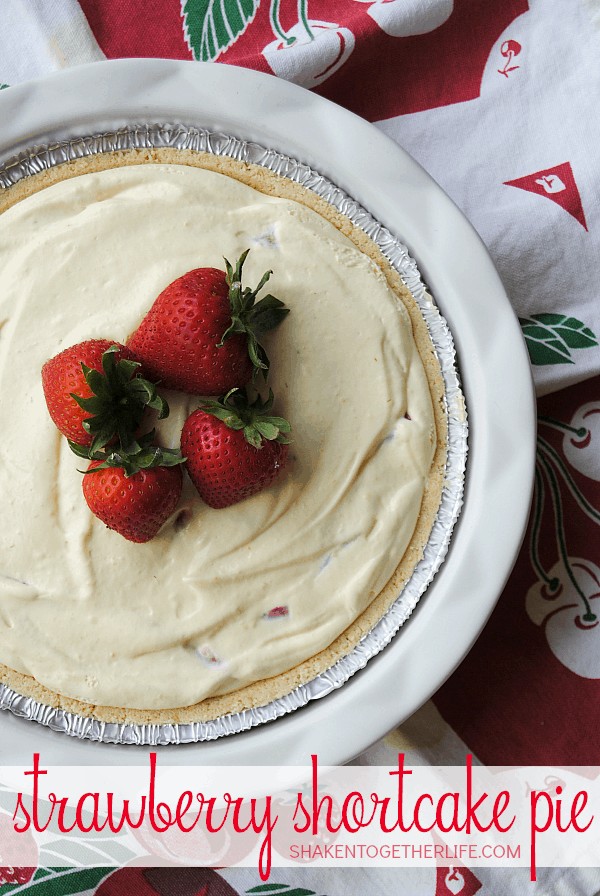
{"left": 0, "top": 163, "right": 436, "bottom": 709}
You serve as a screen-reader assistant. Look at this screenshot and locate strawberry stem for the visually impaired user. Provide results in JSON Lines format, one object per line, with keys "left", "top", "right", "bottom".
{"left": 70, "top": 345, "right": 169, "bottom": 455}
{"left": 72, "top": 430, "right": 185, "bottom": 478}
{"left": 200, "top": 388, "right": 292, "bottom": 449}
{"left": 219, "top": 251, "right": 289, "bottom": 379}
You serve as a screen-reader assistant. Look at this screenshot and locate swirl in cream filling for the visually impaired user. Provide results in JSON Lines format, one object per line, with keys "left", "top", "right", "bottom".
{"left": 0, "top": 163, "right": 436, "bottom": 709}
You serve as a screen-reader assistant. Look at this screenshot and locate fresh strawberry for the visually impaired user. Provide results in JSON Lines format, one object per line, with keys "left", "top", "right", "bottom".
{"left": 80, "top": 435, "right": 185, "bottom": 543}
{"left": 127, "top": 250, "right": 289, "bottom": 395}
{"left": 42, "top": 340, "right": 168, "bottom": 451}
{"left": 181, "top": 389, "right": 291, "bottom": 509}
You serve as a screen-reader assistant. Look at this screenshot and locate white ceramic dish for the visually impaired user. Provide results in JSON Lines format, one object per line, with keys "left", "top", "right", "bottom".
{"left": 0, "top": 59, "right": 535, "bottom": 766}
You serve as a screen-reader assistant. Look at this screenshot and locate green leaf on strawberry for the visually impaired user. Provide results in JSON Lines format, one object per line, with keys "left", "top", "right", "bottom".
{"left": 70, "top": 344, "right": 169, "bottom": 454}
{"left": 220, "top": 250, "right": 290, "bottom": 379}
{"left": 71, "top": 430, "right": 185, "bottom": 478}
{"left": 201, "top": 388, "right": 292, "bottom": 450}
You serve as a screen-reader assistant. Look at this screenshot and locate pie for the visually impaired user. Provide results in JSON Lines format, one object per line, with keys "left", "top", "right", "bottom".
{"left": 0, "top": 148, "right": 446, "bottom": 725}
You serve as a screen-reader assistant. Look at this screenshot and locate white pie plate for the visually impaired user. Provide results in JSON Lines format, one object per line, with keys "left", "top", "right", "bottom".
{"left": 0, "top": 59, "right": 535, "bottom": 767}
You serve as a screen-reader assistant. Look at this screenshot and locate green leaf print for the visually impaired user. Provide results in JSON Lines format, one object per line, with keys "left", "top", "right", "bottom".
{"left": 247, "top": 885, "right": 319, "bottom": 896}
{"left": 182, "top": 0, "right": 259, "bottom": 62}
{"left": 519, "top": 314, "right": 598, "bottom": 365}
{"left": 0, "top": 867, "right": 113, "bottom": 895}
{"left": 0, "top": 84, "right": 9, "bottom": 90}
{"left": 0, "top": 868, "right": 57, "bottom": 895}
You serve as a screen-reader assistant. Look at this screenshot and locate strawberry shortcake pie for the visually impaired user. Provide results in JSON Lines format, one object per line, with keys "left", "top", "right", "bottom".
{"left": 0, "top": 147, "right": 446, "bottom": 728}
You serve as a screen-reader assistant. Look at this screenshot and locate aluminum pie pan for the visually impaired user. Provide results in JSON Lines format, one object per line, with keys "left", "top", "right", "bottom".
{"left": 0, "top": 124, "right": 467, "bottom": 745}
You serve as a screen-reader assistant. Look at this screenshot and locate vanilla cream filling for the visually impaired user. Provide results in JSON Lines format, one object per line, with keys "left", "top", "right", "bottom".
{"left": 0, "top": 163, "right": 436, "bottom": 709}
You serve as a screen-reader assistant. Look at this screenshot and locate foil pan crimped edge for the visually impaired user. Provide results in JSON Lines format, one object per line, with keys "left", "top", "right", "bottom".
{"left": 0, "top": 124, "right": 467, "bottom": 745}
